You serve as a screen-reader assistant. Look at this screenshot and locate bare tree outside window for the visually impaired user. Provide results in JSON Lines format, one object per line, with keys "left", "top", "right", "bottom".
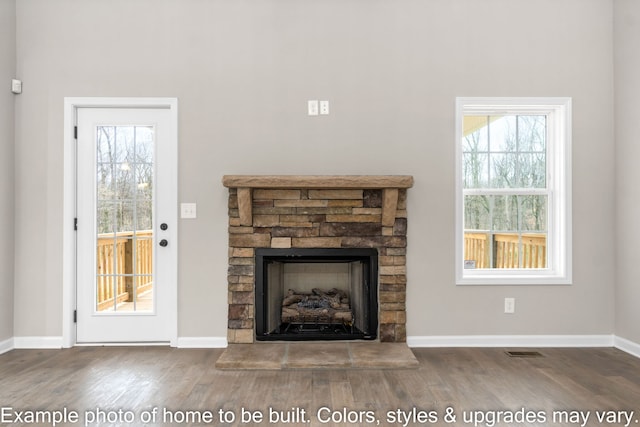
{"left": 96, "top": 126, "right": 154, "bottom": 234}
{"left": 462, "top": 115, "right": 547, "bottom": 269}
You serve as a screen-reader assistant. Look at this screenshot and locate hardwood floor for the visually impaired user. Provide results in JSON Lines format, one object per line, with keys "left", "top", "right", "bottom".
{"left": 0, "top": 346, "right": 639, "bottom": 426}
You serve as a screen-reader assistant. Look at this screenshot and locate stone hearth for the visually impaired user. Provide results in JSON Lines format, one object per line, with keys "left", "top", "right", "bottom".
{"left": 223, "top": 175, "right": 413, "bottom": 344}
{"left": 215, "top": 342, "right": 419, "bottom": 370}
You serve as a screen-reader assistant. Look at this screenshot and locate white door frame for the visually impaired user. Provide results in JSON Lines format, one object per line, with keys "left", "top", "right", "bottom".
{"left": 63, "top": 97, "right": 178, "bottom": 347}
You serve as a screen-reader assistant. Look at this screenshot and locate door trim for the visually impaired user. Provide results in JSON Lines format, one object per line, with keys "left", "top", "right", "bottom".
{"left": 63, "top": 97, "right": 178, "bottom": 347}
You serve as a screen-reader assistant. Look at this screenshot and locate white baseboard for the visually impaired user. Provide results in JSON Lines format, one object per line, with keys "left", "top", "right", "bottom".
{"left": 614, "top": 335, "right": 640, "bottom": 358}
{"left": 13, "top": 336, "right": 64, "bottom": 349}
{"left": 0, "top": 337, "right": 14, "bottom": 355}
{"left": 407, "top": 334, "right": 615, "bottom": 348}
{"left": 176, "top": 337, "right": 228, "bottom": 348}
{"left": 12, "top": 336, "right": 226, "bottom": 349}
{"left": 75, "top": 341, "right": 171, "bottom": 347}
{"left": 5, "top": 335, "right": 637, "bottom": 360}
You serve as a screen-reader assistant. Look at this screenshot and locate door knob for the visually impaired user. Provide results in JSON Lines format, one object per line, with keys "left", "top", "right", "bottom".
{"left": 159, "top": 239, "right": 168, "bottom": 247}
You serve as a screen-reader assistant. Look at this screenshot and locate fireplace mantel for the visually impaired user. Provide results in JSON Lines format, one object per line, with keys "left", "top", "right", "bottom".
{"left": 222, "top": 175, "right": 414, "bottom": 227}
{"left": 222, "top": 175, "right": 414, "bottom": 189}
{"left": 223, "top": 174, "right": 413, "bottom": 343}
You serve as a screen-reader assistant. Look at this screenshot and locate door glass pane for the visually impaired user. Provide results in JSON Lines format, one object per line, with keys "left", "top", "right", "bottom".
{"left": 95, "top": 125, "right": 154, "bottom": 313}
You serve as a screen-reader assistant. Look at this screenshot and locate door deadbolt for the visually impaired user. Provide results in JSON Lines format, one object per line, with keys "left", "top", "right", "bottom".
{"left": 160, "top": 223, "right": 168, "bottom": 230}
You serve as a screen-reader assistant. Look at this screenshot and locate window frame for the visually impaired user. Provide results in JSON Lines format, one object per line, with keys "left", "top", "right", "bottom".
{"left": 455, "top": 97, "right": 572, "bottom": 285}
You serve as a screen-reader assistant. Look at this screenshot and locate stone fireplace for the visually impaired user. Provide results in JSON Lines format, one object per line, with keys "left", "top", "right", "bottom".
{"left": 223, "top": 175, "right": 413, "bottom": 344}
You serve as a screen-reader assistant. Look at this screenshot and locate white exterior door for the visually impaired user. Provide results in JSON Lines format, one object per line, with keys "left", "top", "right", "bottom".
{"left": 75, "top": 102, "right": 177, "bottom": 343}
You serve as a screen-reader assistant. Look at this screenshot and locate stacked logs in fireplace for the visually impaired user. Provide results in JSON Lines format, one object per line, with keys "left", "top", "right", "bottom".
{"left": 281, "top": 287, "right": 353, "bottom": 324}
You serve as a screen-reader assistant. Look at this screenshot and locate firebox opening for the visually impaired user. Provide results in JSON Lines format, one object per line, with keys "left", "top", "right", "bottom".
{"left": 255, "top": 248, "right": 378, "bottom": 341}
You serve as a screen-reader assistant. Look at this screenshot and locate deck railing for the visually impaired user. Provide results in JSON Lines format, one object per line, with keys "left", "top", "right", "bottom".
{"left": 464, "top": 231, "right": 546, "bottom": 269}
{"left": 96, "top": 230, "right": 153, "bottom": 311}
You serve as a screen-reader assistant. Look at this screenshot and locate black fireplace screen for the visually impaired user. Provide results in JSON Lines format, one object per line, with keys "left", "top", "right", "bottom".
{"left": 255, "top": 248, "right": 378, "bottom": 341}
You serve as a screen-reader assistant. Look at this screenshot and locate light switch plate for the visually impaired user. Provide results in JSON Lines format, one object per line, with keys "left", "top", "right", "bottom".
{"left": 308, "top": 100, "right": 319, "bottom": 116}
{"left": 11, "top": 79, "right": 22, "bottom": 94}
{"left": 180, "top": 203, "right": 197, "bottom": 219}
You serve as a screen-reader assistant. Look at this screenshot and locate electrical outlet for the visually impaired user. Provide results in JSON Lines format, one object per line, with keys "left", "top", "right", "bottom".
{"left": 320, "top": 100, "right": 329, "bottom": 115}
{"left": 504, "top": 297, "right": 515, "bottom": 314}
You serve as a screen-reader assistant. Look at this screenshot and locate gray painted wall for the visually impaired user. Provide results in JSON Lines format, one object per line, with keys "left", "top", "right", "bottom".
{"left": 615, "top": 0, "right": 640, "bottom": 345}
{"left": 0, "top": 0, "right": 15, "bottom": 343}
{"left": 13, "top": 0, "right": 617, "bottom": 340}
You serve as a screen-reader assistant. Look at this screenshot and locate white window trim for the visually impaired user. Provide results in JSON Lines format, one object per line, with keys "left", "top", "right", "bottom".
{"left": 455, "top": 97, "right": 572, "bottom": 285}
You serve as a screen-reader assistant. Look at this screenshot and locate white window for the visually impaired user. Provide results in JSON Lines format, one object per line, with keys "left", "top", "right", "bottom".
{"left": 455, "top": 97, "right": 572, "bottom": 285}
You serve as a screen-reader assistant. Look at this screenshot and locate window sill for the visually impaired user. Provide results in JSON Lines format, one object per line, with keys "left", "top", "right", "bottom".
{"left": 456, "top": 271, "right": 572, "bottom": 286}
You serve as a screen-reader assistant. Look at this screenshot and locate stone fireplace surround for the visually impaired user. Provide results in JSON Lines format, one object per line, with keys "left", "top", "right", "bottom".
{"left": 222, "top": 175, "right": 413, "bottom": 344}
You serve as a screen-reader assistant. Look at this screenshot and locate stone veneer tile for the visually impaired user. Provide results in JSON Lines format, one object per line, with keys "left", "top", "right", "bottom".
{"left": 229, "top": 257, "right": 253, "bottom": 266}
{"left": 380, "top": 302, "right": 406, "bottom": 311}
{"left": 274, "top": 199, "right": 328, "bottom": 207}
{"left": 227, "top": 328, "right": 254, "bottom": 344}
{"left": 319, "top": 222, "right": 382, "bottom": 237}
{"left": 308, "top": 189, "right": 363, "bottom": 199}
{"left": 229, "top": 233, "right": 271, "bottom": 248}
{"left": 228, "top": 226, "right": 254, "bottom": 234}
{"left": 363, "top": 189, "right": 383, "bottom": 208}
{"left": 326, "top": 214, "right": 383, "bottom": 223}
{"left": 253, "top": 189, "right": 301, "bottom": 200}
{"left": 386, "top": 247, "right": 407, "bottom": 256}
{"left": 231, "top": 247, "right": 254, "bottom": 257}
{"left": 379, "top": 265, "right": 407, "bottom": 275}
{"left": 279, "top": 221, "right": 314, "bottom": 228}
{"left": 327, "top": 199, "right": 363, "bottom": 207}
{"left": 352, "top": 208, "right": 383, "bottom": 215}
{"left": 228, "top": 304, "right": 250, "bottom": 319}
{"left": 271, "top": 237, "right": 291, "bottom": 248}
{"left": 253, "top": 215, "right": 280, "bottom": 227}
{"left": 379, "top": 255, "right": 406, "bottom": 266}
{"left": 228, "top": 265, "right": 254, "bottom": 277}
{"left": 379, "top": 324, "right": 396, "bottom": 342}
{"left": 379, "top": 291, "right": 406, "bottom": 303}
{"left": 271, "top": 227, "right": 320, "bottom": 238}
{"left": 393, "top": 218, "right": 408, "bottom": 235}
{"left": 280, "top": 214, "right": 325, "bottom": 223}
{"left": 291, "top": 237, "right": 343, "bottom": 247}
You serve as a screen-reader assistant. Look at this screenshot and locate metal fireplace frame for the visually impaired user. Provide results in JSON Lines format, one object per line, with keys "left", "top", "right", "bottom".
{"left": 254, "top": 247, "right": 379, "bottom": 341}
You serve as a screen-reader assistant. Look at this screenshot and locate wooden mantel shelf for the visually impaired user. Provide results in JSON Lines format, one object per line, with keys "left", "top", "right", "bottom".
{"left": 222, "top": 175, "right": 414, "bottom": 189}
{"left": 222, "top": 175, "right": 414, "bottom": 226}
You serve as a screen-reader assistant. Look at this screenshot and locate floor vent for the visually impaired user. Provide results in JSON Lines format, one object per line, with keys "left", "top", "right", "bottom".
{"left": 506, "top": 351, "right": 544, "bottom": 358}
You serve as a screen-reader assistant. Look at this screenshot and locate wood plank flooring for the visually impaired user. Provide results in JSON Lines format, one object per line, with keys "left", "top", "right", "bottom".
{"left": 0, "top": 347, "right": 639, "bottom": 426}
